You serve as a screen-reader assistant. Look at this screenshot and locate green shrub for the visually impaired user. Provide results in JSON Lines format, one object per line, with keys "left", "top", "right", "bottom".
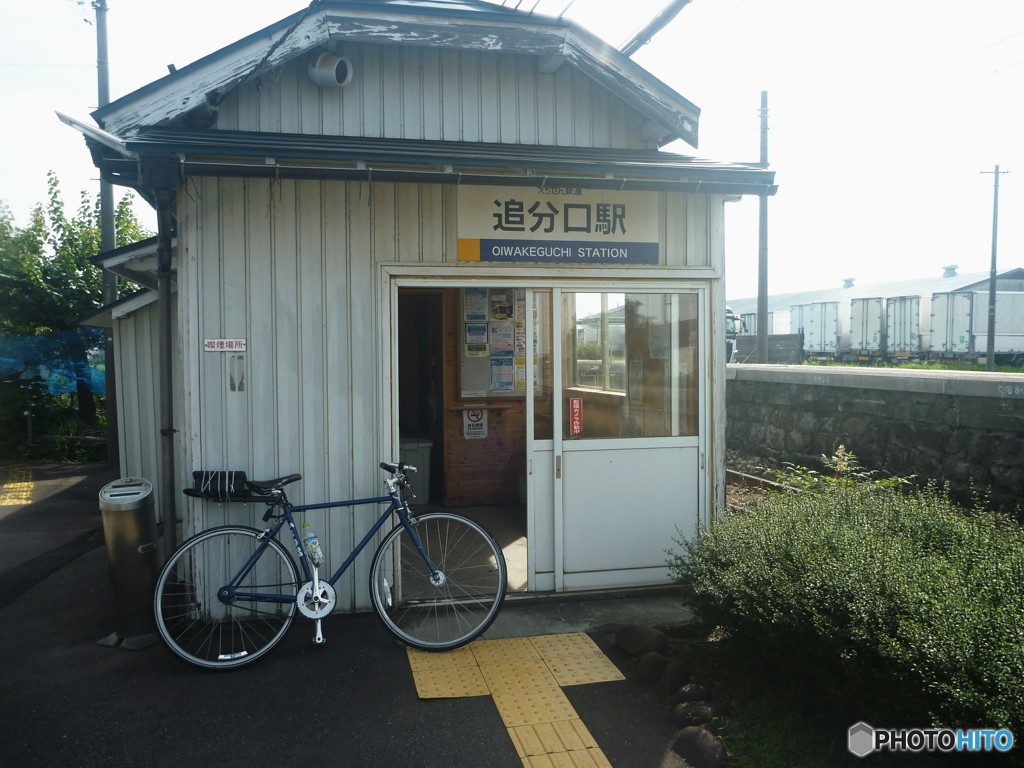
{"left": 669, "top": 452, "right": 1024, "bottom": 733}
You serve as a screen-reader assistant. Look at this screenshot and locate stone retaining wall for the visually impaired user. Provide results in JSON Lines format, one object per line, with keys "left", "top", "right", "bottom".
{"left": 726, "top": 365, "right": 1024, "bottom": 512}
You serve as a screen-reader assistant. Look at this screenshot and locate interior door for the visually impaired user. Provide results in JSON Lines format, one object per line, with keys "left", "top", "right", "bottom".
{"left": 554, "top": 290, "right": 704, "bottom": 591}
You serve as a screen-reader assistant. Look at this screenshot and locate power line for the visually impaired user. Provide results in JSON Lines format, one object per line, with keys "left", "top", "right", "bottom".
{"left": 950, "top": 28, "right": 1024, "bottom": 64}
{"left": 0, "top": 63, "right": 94, "bottom": 68}
{"left": 938, "top": 57, "right": 1024, "bottom": 96}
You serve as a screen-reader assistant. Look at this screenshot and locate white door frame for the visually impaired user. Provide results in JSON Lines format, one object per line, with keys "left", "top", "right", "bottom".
{"left": 380, "top": 266, "right": 709, "bottom": 593}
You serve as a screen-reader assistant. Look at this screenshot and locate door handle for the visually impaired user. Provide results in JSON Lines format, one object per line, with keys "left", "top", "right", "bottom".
{"left": 555, "top": 455, "right": 561, "bottom": 479}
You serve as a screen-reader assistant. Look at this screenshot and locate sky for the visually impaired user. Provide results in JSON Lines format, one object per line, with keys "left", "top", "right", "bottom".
{"left": 2, "top": 0, "right": 1023, "bottom": 300}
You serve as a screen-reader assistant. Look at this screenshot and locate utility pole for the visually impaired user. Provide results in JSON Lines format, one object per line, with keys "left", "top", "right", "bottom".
{"left": 93, "top": 0, "right": 119, "bottom": 464}
{"left": 757, "top": 91, "right": 769, "bottom": 363}
{"left": 618, "top": 0, "right": 692, "bottom": 57}
{"left": 981, "top": 165, "right": 1007, "bottom": 372}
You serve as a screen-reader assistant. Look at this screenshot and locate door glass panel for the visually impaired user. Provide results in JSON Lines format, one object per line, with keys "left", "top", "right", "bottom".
{"left": 532, "top": 291, "right": 553, "bottom": 440}
{"left": 561, "top": 292, "right": 698, "bottom": 439}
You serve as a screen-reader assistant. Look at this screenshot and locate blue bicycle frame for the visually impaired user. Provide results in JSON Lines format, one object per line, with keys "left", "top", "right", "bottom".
{"left": 221, "top": 482, "right": 438, "bottom": 607}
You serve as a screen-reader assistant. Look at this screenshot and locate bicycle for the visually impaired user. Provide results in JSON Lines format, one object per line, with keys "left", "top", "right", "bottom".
{"left": 153, "top": 462, "right": 508, "bottom": 670}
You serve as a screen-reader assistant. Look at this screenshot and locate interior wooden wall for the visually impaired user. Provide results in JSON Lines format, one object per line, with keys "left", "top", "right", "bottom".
{"left": 441, "top": 289, "right": 525, "bottom": 506}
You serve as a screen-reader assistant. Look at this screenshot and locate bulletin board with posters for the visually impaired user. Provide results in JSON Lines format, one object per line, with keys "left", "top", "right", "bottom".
{"left": 459, "top": 287, "right": 529, "bottom": 399}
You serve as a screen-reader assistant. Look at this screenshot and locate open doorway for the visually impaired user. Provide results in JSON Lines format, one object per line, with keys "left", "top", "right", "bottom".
{"left": 396, "top": 287, "right": 528, "bottom": 592}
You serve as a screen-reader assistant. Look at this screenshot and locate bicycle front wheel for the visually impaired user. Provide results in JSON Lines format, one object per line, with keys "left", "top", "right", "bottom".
{"left": 154, "top": 526, "right": 299, "bottom": 670}
{"left": 369, "top": 512, "right": 507, "bottom": 651}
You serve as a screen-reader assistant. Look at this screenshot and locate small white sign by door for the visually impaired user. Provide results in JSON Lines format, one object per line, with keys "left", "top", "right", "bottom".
{"left": 204, "top": 339, "right": 247, "bottom": 352}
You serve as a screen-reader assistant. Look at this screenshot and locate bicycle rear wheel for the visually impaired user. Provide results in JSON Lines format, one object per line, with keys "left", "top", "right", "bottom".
{"left": 154, "top": 525, "right": 299, "bottom": 670}
{"left": 369, "top": 512, "right": 507, "bottom": 650}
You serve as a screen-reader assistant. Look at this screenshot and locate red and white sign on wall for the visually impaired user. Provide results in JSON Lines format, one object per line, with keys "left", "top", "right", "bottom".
{"left": 464, "top": 408, "right": 488, "bottom": 440}
{"left": 569, "top": 397, "right": 583, "bottom": 436}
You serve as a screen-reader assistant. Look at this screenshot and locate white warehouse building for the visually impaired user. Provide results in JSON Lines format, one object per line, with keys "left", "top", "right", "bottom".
{"left": 728, "top": 266, "right": 1024, "bottom": 363}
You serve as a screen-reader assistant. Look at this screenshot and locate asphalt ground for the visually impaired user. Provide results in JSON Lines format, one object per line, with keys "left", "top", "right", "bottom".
{"left": 0, "top": 464, "right": 692, "bottom": 768}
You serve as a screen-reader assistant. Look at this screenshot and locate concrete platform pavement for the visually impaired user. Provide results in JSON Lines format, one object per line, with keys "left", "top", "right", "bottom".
{"left": 0, "top": 463, "right": 695, "bottom": 768}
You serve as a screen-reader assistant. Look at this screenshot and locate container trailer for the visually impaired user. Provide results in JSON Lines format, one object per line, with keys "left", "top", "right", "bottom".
{"left": 884, "top": 295, "right": 930, "bottom": 358}
{"left": 847, "top": 297, "right": 884, "bottom": 358}
{"left": 791, "top": 301, "right": 840, "bottom": 357}
{"left": 968, "top": 291, "right": 1024, "bottom": 363}
{"left": 930, "top": 292, "right": 974, "bottom": 357}
{"left": 740, "top": 309, "right": 790, "bottom": 335}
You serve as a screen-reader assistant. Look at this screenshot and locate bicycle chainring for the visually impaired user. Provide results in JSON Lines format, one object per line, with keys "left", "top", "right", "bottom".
{"left": 296, "top": 581, "right": 337, "bottom": 619}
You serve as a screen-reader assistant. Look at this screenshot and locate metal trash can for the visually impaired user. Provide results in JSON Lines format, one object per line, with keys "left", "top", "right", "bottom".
{"left": 98, "top": 478, "right": 160, "bottom": 650}
{"left": 400, "top": 437, "right": 432, "bottom": 503}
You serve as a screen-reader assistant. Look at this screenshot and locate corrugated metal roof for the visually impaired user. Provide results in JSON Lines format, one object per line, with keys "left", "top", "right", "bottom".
{"left": 727, "top": 268, "right": 1024, "bottom": 315}
{"left": 98, "top": 127, "right": 775, "bottom": 195}
{"left": 90, "top": 0, "right": 701, "bottom": 147}
{"left": 88, "top": 235, "right": 176, "bottom": 291}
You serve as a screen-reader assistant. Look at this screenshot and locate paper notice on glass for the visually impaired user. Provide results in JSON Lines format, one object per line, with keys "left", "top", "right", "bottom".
{"left": 490, "top": 289, "right": 513, "bottom": 320}
{"left": 489, "top": 321, "right": 514, "bottom": 353}
{"left": 465, "top": 323, "right": 488, "bottom": 357}
{"left": 464, "top": 287, "right": 488, "bottom": 322}
{"left": 490, "top": 356, "right": 514, "bottom": 391}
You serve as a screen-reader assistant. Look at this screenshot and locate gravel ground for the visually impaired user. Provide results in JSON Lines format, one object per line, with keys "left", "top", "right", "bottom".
{"left": 725, "top": 450, "right": 785, "bottom": 512}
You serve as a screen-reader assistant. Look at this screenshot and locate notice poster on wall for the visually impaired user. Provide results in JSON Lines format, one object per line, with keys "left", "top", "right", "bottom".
{"left": 489, "top": 289, "right": 513, "bottom": 320}
{"left": 490, "top": 356, "right": 514, "bottom": 391}
{"left": 465, "top": 323, "right": 488, "bottom": 357}
{"left": 460, "top": 287, "right": 529, "bottom": 398}
{"left": 464, "top": 287, "right": 488, "bottom": 322}
{"left": 489, "top": 321, "right": 514, "bottom": 353}
{"left": 462, "top": 286, "right": 528, "bottom": 399}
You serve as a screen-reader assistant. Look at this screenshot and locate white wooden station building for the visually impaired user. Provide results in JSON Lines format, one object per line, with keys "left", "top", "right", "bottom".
{"left": 72, "top": 0, "right": 776, "bottom": 609}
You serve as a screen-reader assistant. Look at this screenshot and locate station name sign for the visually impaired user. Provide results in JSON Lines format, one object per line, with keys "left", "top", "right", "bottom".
{"left": 457, "top": 186, "right": 659, "bottom": 265}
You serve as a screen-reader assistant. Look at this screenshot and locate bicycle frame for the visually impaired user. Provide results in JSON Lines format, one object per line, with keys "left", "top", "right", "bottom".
{"left": 223, "top": 485, "right": 438, "bottom": 607}
{"left": 156, "top": 462, "right": 507, "bottom": 668}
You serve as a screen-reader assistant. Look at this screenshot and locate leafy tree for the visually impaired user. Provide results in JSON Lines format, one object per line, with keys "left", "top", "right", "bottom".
{"left": 0, "top": 172, "right": 151, "bottom": 431}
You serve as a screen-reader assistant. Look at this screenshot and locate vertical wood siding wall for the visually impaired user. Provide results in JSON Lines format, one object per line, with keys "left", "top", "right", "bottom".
{"left": 113, "top": 300, "right": 183, "bottom": 529}
{"left": 171, "top": 176, "right": 723, "bottom": 608}
{"left": 217, "top": 43, "right": 653, "bottom": 149}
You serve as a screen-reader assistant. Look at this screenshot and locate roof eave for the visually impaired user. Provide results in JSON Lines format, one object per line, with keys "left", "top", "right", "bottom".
{"left": 90, "top": 235, "right": 178, "bottom": 291}
{"left": 95, "top": 129, "right": 773, "bottom": 196}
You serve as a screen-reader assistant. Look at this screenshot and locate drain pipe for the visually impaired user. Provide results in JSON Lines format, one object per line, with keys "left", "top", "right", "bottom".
{"left": 155, "top": 188, "right": 178, "bottom": 555}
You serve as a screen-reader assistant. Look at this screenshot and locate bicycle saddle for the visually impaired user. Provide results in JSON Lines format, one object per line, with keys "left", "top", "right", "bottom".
{"left": 246, "top": 473, "right": 302, "bottom": 494}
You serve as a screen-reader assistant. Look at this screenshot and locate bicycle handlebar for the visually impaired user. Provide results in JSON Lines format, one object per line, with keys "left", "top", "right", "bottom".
{"left": 379, "top": 461, "right": 418, "bottom": 476}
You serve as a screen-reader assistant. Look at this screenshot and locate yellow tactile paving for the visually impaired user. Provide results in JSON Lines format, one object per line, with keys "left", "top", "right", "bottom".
{"left": 406, "top": 644, "right": 477, "bottom": 673}
{"left": 491, "top": 682, "right": 578, "bottom": 727}
{"left": 521, "top": 748, "right": 614, "bottom": 768}
{"left": 406, "top": 632, "right": 623, "bottom": 766}
{"left": 508, "top": 719, "right": 598, "bottom": 757}
{"left": 410, "top": 666, "right": 490, "bottom": 698}
{"left": 479, "top": 657, "right": 557, "bottom": 691}
{"left": 531, "top": 632, "right": 625, "bottom": 687}
{"left": 542, "top": 653, "right": 625, "bottom": 687}
{"left": 470, "top": 636, "right": 541, "bottom": 666}
{"left": 0, "top": 468, "right": 32, "bottom": 507}
{"left": 529, "top": 632, "right": 602, "bottom": 658}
